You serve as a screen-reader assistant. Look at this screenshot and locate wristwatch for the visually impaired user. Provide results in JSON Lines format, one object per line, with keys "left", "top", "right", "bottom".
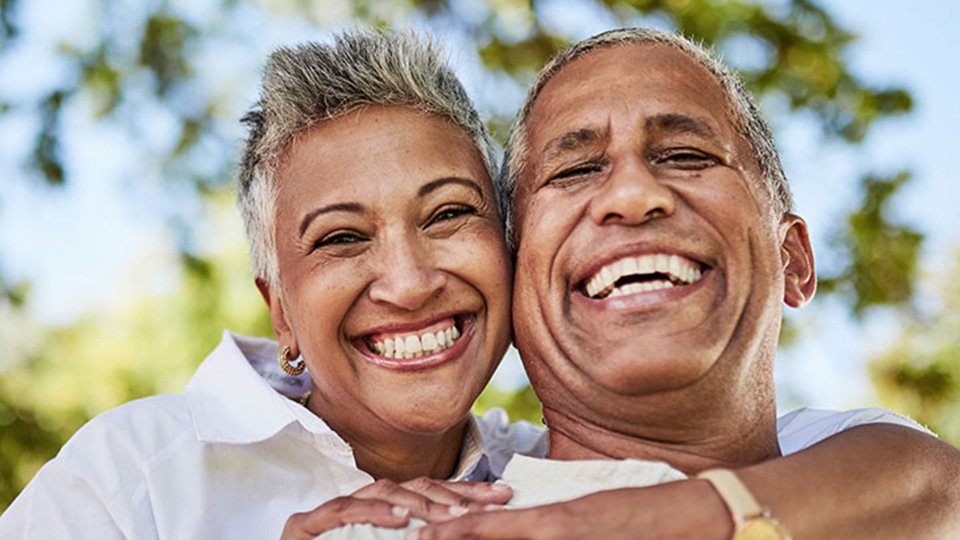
{"left": 697, "top": 468, "right": 792, "bottom": 540}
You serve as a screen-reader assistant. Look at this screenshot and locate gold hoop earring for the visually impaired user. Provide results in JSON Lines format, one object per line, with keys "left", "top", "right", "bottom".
{"left": 278, "top": 346, "right": 305, "bottom": 376}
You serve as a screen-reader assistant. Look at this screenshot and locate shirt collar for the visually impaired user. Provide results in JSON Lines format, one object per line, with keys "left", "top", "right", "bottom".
{"left": 184, "top": 331, "right": 338, "bottom": 445}
{"left": 450, "top": 415, "right": 495, "bottom": 482}
{"left": 185, "top": 332, "right": 503, "bottom": 480}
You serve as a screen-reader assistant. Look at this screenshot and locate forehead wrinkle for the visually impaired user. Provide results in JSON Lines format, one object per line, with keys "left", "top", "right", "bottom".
{"left": 646, "top": 113, "right": 717, "bottom": 140}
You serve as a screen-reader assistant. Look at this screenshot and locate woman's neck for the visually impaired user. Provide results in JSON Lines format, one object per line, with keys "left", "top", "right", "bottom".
{"left": 350, "top": 420, "right": 469, "bottom": 482}
{"left": 307, "top": 391, "right": 470, "bottom": 482}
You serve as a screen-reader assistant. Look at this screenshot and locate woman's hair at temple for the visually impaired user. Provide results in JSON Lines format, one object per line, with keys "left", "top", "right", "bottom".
{"left": 500, "top": 27, "right": 792, "bottom": 249}
{"left": 237, "top": 28, "right": 499, "bottom": 288}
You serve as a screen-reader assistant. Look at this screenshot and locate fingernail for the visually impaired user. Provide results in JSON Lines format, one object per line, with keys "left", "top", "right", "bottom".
{"left": 405, "top": 529, "right": 421, "bottom": 540}
{"left": 448, "top": 505, "right": 469, "bottom": 516}
{"left": 484, "top": 504, "right": 505, "bottom": 511}
{"left": 492, "top": 483, "right": 512, "bottom": 491}
{"left": 393, "top": 506, "right": 410, "bottom": 517}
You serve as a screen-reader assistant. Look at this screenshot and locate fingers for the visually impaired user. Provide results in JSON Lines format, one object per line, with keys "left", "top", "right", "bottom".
{"left": 405, "top": 507, "right": 524, "bottom": 540}
{"left": 400, "top": 478, "right": 513, "bottom": 509}
{"left": 280, "top": 497, "right": 410, "bottom": 540}
{"left": 411, "top": 479, "right": 514, "bottom": 505}
{"left": 349, "top": 479, "right": 471, "bottom": 523}
{"left": 351, "top": 479, "right": 512, "bottom": 523}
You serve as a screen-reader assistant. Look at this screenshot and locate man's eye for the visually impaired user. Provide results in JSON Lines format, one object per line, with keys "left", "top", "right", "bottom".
{"left": 548, "top": 161, "right": 604, "bottom": 187}
{"left": 655, "top": 149, "right": 718, "bottom": 170}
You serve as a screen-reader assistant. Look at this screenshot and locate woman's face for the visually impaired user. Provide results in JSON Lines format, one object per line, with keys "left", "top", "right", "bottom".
{"left": 265, "top": 106, "right": 512, "bottom": 442}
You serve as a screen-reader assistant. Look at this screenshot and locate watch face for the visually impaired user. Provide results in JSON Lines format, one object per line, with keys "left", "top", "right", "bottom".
{"left": 736, "top": 518, "right": 787, "bottom": 540}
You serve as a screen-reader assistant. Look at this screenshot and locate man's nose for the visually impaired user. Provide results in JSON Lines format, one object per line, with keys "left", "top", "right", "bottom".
{"left": 367, "top": 234, "right": 446, "bottom": 311}
{"left": 588, "top": 157, "right": 675, "bottom": 226}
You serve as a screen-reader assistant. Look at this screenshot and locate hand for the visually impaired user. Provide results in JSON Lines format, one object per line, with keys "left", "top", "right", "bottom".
{"left": 406, "top": 480, "right": 731, "bottom": 540}
{"left": 280, "top": 478, "right": 514, "bottom": 540}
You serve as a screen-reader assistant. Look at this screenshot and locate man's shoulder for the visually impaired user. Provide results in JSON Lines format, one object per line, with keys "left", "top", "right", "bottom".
{"left": 777, "top": 406, "right": 934, "bottom": 455}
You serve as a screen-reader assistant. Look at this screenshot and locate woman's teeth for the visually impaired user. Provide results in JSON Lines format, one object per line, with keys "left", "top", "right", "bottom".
{"left": 367, "top": 324, "right": 461, "bottom": 359}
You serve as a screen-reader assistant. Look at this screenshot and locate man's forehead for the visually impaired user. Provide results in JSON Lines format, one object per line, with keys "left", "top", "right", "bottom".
{"left": 524, "top": 43, "right": 732, "bottom": 160}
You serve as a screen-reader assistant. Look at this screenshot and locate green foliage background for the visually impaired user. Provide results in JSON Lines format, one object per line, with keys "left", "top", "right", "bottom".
{"left": 0, "top": 0, "right": 948, "bottom": 510}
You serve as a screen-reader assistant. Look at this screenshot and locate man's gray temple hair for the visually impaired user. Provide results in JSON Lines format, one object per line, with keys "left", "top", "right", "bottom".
{"left": 237, "top": 29, "right": 500, "bottom": 288}
{"left": 498, "top": 27, "right": 793, "bottom": 249}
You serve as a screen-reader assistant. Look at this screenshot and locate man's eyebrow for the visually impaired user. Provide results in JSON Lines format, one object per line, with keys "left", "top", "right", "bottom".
{"left": 299, "top": 202, "right": 364, "bottom": 237}
{"left": 646, "top": 113, "right": 716, "bottom": 138}
{"left": 417, "top": 176, "right": 485, "bottom": 199}
{"left": 541, "top": 127, "right": 609, "bottom": 163}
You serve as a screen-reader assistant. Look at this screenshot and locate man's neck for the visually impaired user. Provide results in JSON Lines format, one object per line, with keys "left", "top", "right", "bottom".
{"left": 541, "top": 386, "right": 781, "bottom": 475}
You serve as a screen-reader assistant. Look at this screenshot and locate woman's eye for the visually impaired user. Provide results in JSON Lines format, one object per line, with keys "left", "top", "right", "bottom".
{"left": 315, "top": 232, "right": 365, "bottom": 249}
{"left": 427, "top": 205, "right": 476, "bottom": 226}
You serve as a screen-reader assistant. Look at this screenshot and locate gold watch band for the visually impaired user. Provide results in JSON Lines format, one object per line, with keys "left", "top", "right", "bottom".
{"left": 697, "top": 468, "right": 791, "bottom": 540}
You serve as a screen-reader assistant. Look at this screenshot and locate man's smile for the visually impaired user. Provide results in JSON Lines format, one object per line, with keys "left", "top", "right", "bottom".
{"left": 581, "top": 253, "right": 704, "bottom": 300}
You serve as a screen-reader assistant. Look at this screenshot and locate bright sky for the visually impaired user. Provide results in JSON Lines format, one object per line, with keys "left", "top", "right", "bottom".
{"left": 1, "top": 0, "right": 958, "bottom": 411}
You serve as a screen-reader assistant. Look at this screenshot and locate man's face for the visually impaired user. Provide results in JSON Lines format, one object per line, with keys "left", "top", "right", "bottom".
{"left": 512, "top": 43, "right": 813, "bottom": 408}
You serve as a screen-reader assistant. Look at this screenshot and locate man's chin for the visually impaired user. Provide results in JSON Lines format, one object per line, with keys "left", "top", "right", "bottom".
{"left": 574, "top": 351, "right": 716, "bottom": 397}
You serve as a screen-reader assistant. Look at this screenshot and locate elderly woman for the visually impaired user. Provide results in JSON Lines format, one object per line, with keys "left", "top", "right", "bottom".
{"left": 0, "top": 30, "right": 529, "bottom": 538}
{"left": 1, "top": 29, "right": 957, "bottom": 540}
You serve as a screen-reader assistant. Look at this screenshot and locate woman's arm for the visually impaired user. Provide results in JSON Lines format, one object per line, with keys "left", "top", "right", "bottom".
{"left": 412, "top": 424, "right": 960, "bottom": 539}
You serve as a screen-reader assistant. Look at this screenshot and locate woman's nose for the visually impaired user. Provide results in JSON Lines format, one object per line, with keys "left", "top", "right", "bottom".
{"left": 367, "top": 236, "right": 447, "bottom": 311}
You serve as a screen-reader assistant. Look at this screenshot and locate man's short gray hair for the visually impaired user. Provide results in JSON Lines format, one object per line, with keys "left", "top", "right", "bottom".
{"left": 237, "top": 29, "right": 499, "bottom": 288}
{"left": 500, "top": 27, "right": 792, "bottom": 247}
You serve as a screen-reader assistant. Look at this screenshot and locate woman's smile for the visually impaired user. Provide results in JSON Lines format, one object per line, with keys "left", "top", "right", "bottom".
{"left": 355, "top": 313, "right": 473, "bottom": 370}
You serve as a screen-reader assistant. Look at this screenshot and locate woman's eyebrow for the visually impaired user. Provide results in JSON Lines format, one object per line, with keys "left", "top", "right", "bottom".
{"left": 298, "top": 202, "right": 364, "bottom": 238}
{"left": 417, "top": 176, "right": 485, "bottom": 199}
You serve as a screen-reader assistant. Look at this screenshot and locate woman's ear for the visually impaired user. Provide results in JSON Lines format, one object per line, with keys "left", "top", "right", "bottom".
{"left": 779, "top": 214, "right": 816, "bottom": 308}
{"left": 256, "top": 277, "right": 298, "bottom": 355}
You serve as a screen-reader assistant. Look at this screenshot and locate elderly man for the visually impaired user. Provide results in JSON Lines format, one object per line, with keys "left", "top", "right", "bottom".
{"left": 310, "top": 28, "right": 960, "bottom": 540}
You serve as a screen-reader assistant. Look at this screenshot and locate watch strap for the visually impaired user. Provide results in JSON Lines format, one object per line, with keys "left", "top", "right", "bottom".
{"left": 697, "top": 468, "right": 764, "bottom": 530}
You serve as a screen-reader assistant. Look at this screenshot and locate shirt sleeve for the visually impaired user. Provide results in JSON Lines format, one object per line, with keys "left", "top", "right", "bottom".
{"left": 776, "top": 407, "right": 936, "bottom": 456}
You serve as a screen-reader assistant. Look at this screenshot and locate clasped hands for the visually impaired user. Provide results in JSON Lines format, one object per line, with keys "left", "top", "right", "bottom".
{"left": 280, "top": 477, "right": 731, "bottom": 540}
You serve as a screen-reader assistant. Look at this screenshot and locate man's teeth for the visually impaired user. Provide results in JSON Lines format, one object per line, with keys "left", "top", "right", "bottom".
{"left": 368, "top": 325, "right": 461, "bottom": 359}
{"left": 585, "top": 254, "right": 703, "bottom": 299}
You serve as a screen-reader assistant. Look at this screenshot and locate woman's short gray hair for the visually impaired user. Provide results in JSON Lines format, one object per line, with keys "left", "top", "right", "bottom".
{"left": 499, "top": 27, "right": 792, "bottom": 248}
{"left": 237, "top": 29, "right": 499, "bottom": 288}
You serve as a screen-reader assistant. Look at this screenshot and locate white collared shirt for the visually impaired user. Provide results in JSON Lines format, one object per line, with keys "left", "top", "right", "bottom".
{"left": 0, "top": 331, "right": 544, "bottom": 539}
{"left": 0, "top": 331, "right": 928, "bottom": 539}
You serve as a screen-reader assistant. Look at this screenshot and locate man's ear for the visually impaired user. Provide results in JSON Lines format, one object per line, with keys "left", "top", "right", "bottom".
{"left": 779, "top": 214, "right": 816, "bottom": 308}
{"left": 256, "top": 277, "right": 297, "bottom": 354}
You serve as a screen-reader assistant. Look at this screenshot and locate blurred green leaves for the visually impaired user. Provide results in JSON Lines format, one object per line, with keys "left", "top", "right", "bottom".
{"left": 139, "top": 14, "right": 197, "bottom": 97}
{"left": 820, "top": 172, "right": 923, "bottom": 315}
{"left": 871, "top": 250, "right": 960, "bottom": 443}
{"left": 0, "top": 0, "right": 17, "bottom": 40}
